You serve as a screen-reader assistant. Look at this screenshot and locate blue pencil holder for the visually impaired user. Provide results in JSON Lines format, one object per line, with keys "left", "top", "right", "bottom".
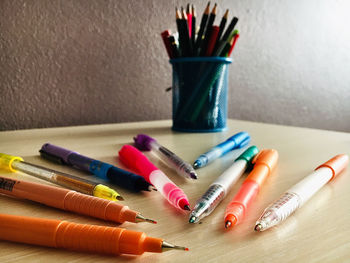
{"left": 170, "top": 57, "right": 232, "bottom": 132}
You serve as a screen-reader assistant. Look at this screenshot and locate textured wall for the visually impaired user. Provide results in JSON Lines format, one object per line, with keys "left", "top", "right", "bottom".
{"left": 1, "top": 0, "right": 350, "bottom": 131}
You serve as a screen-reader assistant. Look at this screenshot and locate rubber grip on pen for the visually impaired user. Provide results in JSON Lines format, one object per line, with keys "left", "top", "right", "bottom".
{"left": 0, "top": 214, "right": 162, "bottom": 255}
{"left": 63, "top": 191, "right": 137, "bottom": 223}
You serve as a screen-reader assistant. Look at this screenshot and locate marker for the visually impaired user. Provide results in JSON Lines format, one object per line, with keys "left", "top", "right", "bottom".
{"left": 40, "top": 143, "right": 155, "bottom": 192}
{"left": 134, "top": 134, "right": 198, "bottom": 179}
{"left": 119, "top": 145, "right": 191, "bottom": 211}
{"left": 189, "top": 146, "right": 259, "bottom": 223}
{"left": 193, "top": 132, "right": 250, "bottom": 169}
{"left": 194, "top": 2, "right": 210, "bottom": 56}
{"left": 0, "top": 176, "right": 156, "bottom": 224}
{"left": 255, "top": 154, "right": 349, "bottom": 232}
{"left": 224, "top": 149, "right": 278, "bottom": 229}
{"left": 0, "top": 214, "right": 188, "bottom": 256}
{"left": 0, "top": 153, "right": 123, "bottom": 201}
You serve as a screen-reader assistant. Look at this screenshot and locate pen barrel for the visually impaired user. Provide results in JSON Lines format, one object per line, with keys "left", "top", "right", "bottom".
{"left": 0, "top": 214, "right": 162, "bottom": 255}
{"left": 0, "top": 177, "right": 136, "bottom": 224}
{"left": 246, "top": 165, "right": 270, "bottom": 188}
{"left": 225, "top": 180, "right": 259, "bottom": 224}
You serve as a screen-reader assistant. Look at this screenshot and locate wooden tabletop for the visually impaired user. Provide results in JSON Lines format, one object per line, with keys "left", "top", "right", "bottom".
{"left": 0, "top": 119, "right": 349, "bottom": 262}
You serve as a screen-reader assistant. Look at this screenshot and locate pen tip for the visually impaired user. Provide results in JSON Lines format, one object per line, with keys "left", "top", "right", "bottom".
{"left": 193, "top": 161, "right": 200, "bottom": 169}
{"left": 162, "top": 241, "right": 189, "bottom": 251}
{"left": 190, "top": 171, "right": 198, "bottom": 179}
{"left": 189, "top": 216, "right": 196, "bottom": 223}
{"left": 183, "top": 205, "right": 191, "bottom": 211}
{"left": 225, "top": 220, "right": 232, "bottom": 229}
{"left": 254, "top": 224, "right": 262, "bottom": 232}
{"left": 116, "top": 195, "right": 124, "bottom": 201}
{"left": 135, "top": 214, "right": 157, "bottom": 224}
{"left": 148, "top": 185, "right": 157, "bottom": 191}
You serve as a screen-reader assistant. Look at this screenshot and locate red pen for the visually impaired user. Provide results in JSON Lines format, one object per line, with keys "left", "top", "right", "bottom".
{"left": 224, "top": 149, "right": 278, "bottom": 229}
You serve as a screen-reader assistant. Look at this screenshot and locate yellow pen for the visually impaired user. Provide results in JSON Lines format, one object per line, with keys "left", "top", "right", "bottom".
{"left": 0, "top": 153, "right": 123, "bottom": 201}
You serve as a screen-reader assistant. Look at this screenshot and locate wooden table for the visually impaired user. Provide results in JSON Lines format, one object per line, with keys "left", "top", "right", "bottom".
{"left": 0, "top": 119, "right": 349, "bottom": 262}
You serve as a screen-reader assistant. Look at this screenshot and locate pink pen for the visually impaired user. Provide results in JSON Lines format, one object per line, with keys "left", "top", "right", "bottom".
{"left": 119, "top": 145, "right": 191, "bottom": 211}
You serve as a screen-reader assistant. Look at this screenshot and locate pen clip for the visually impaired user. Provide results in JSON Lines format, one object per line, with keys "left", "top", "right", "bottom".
{"left": 39, "top": 149, "right": 65, "bottom": 165}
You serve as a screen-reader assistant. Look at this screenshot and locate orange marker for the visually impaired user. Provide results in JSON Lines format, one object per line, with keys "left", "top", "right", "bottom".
{"left": 224, "top": 149, "right": 278, "bottom": 229}
{"left": 0, "top": 213, "right": 188, "bottom": 255}
{"left": 0, "top": 176, "right": 156, "bottom": 224}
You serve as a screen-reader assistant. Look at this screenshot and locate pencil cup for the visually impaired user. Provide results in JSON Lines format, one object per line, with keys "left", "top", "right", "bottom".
{"left": 170, "top": 57, "right": 232, "bottom": 132}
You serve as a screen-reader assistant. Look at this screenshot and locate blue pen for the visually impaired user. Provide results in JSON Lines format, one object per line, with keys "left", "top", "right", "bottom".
{"left": 192, "top": 132, "right": 250, "bottom": 169}
{"left": 39, "top": 143, "right": 155, "bottom": 192}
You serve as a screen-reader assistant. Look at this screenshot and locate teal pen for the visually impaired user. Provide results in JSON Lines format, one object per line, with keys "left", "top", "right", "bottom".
{"left": 193, "top": 132, "right": 250, "bottom": 169}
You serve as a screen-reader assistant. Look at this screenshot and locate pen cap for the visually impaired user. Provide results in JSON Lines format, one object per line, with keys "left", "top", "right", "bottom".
{"left": 235, "top": 146, "right": 259, "bottom": 165}
{"left": 40, "top": 143, "right": 76, "bottom": 164}
{"left": 247, "top": 149, "right": 278, "bottom": 186}
{"left": 0, "top": 153, "right": 23, "bottom": 172}
{"left": 227, "top": 132, "right": 250, "bottom": 148}
{"left": 133, "top": 134, "right": 157, "bottom": 151}
{"left": 315, "top": 154, "right": 349, "bottom": 181}
{"left": 118, "top": 145, "right": 158, "bottom": 181}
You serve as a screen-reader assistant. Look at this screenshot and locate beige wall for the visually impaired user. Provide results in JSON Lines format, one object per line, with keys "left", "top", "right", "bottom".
{"left": 1, "top": 0, "right": 349, "bottom": 131}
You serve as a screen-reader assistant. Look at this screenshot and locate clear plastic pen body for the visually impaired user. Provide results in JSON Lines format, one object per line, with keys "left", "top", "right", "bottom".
{"left": 149, "top": 140, "right": 197, "bottom": 179}
{"left": 11, "top": 161, "right": 121, "bottom": 201}
{"left": 255, "top": 167, "right": 333, "bottom": 231}
{"left": 190, "top": 159, "right": 248, "bottom": 223}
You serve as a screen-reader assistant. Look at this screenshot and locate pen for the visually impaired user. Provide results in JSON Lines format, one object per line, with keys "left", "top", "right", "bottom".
{"left": 255, "top": 154, "right": 349, "bottom": 232}
{"left": 224, "top": 149, "right": 278, "bottom": 229}
{"left": 193, "top": 131, "right": 250, "bottom": 169}
{"left": 134, "top": 134, "right": 198, "bottom": 179}
{"left": 0, "top": 153, "right": 123, "bottom": 201}
{"left": 40, "top": 143, "right": 155, "bottom": 192}
{"left": 0, "top": 214, "right": 188, "bottom": 255}
{"left": 0, "top": 176, "right": 156, "bottom": 224}
{"left": 189, "top": 146, "right": 259, "bottom": 223}
{"left": 119, "top": 145, "right": 191, "bottom": 211}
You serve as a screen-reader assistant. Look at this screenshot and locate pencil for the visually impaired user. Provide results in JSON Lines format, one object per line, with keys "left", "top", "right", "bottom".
{"left": 212, "top": 9, "right": 229, "bottom": 55}
{"left": 193, "top": 2, "right": 210, "bottom": 56}
{"left": 191, "top": 4, "right": 196, "bottom": 47}
{"left": 199, "top": 3, "right": 217, "bottom": 56}
{"left": 187, "top": 4, "right": 192, "bottom": 38}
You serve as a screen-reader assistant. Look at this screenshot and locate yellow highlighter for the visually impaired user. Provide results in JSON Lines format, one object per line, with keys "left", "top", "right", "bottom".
{"left": 0, "top": 153, "right": 123, "bottom": 201}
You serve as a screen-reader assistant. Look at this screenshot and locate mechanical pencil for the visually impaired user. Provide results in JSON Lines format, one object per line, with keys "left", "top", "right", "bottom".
{"left": 224, "top": 149, "right": 278, "bottom": 229}
{"left": 134, "top": 134, "right": 198, "bottom": 179}
{"left": 40, "top": 143, "right": 155, "bottom": 192}
{"left": 0, "top": 213, "right": 188, "bottom": 255}
{"left": 255, "top": 154, "right": 349, "bottom": 232}
{"left": 0, "top": 153, "right": 123, "bottom": 201}
{"left": 193, "top": 131, "right": 250, "bottom": 169}
{"left": 189, "top": 146, "right": 259, "bottom": 223}
{"left": 0, "top": 176, "right": 156, "bottom": 224}
{"left": 119, "top": 145, "right": 191, "bottom": 211}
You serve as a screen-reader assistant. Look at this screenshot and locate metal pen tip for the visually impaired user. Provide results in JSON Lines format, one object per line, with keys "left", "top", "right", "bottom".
{"left": 135, "top": 214, "right": 157, "bottom": 224}
{"left": 162, "top": 241, "right": 189, "bottom": 252}
{"left": 190, "top": 171, "right": 198, "bottom": 179}
{"left": 189, "top": 216, "right": 196, "bottom": 223}
{"left": 183, "top": 205, "right": 191, "bottom": 211}
{"left": 225, "top": 220, "right": 232, "bottom": 229}
{"left": 193, "top": 161, "right": 200, "bottom": 169}
{"left": 254, "top": 224, "right": 262, "bottom": 232}
{"left": 148, "top": 185, "right": 158, "bottom": 191}
{"left": 116, "top": 195, "right": 124, "bottom": 201}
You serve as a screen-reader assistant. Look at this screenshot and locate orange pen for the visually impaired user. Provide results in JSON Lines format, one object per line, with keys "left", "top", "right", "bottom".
{"left": 0, "top": 213, "right": 188, "bottom": 255}
{"left": 0, "top": 176, "right": 156, "bottom": 224}
{"left": 224, "top": 149, "right": 278, "bottom": 229}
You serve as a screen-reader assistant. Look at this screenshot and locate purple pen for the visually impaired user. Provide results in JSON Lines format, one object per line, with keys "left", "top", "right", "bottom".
{"left": 134, "top": 134, "right": 198, "bottom": 179}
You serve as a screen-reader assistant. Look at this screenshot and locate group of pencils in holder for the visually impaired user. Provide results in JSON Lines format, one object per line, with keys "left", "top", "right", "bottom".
{"left": 161, "top": 2, "right": 240, "bottom": 59}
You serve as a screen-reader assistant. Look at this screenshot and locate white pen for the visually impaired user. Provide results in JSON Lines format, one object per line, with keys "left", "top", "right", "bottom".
{"left": 255, "top": 154, "right": 349, "bottom": 232}
{"left": 189, "top": 146, "right": 259, "bottom": 223}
